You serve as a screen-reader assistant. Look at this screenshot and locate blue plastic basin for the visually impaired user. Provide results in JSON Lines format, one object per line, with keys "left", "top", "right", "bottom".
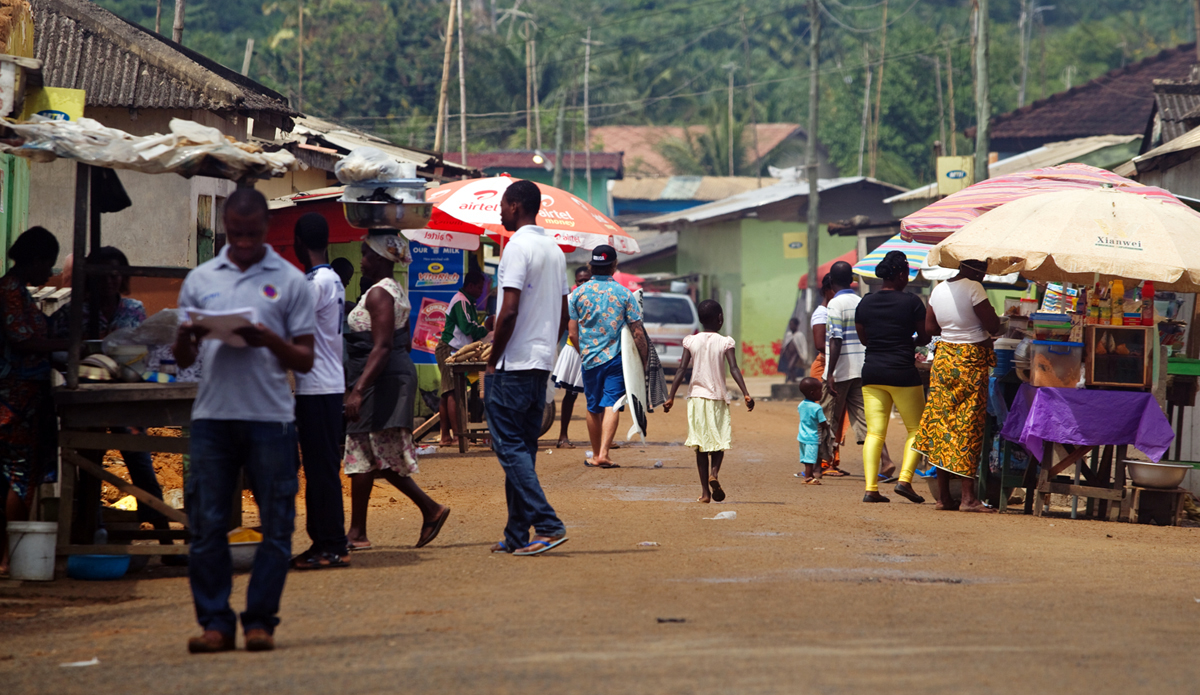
{"left": 67, "top": 554, "right": 131, "bottom": 580}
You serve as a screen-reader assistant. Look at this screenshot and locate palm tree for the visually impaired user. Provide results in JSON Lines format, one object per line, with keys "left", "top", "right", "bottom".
{"left": 656, "top": 110, "right": 751, "bottom": 177}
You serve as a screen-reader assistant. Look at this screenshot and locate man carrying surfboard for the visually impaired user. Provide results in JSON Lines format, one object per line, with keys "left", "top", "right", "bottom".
{"left": 568, "top": 245, "right": 649, "bottom": 468}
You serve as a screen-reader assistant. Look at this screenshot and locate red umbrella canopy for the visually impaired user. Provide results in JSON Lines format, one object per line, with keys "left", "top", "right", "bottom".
{"left": 415, "top": 175, "right": 641, "bottom": 254}
{"left": 612, "top": 271, "right": 643, "bottom": 290}
{"left": 900, "top": 163, "right": 1189, "bottom": 244}
{"left": 798, "top": 250, "right": 857, "bottom": 290}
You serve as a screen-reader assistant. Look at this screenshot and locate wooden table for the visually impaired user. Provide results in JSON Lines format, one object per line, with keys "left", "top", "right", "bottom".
{"left": 450, "top": 361, "right": 489, "bottom": 453}
{"left": 54, "top": 383, "right": 197, "bottom": 556}
{"left": 1030, "top": 443, "right": 1128, "bottom": 519}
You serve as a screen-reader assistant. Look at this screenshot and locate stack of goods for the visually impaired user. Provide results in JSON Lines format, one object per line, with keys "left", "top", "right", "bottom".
{"left": 446, "top": 340, "right": 492, "bottom": 364}
{"left": 1029, "top": 313, "right": 1082, "bottom": 388}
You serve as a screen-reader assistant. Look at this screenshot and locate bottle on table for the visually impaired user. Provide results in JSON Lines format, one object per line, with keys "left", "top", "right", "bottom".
{"left": 1111, "top": 279, "right": 1125, "bottom": 326}
{"left": 1141, "top": 281, "right": 1155, "bottom": 326}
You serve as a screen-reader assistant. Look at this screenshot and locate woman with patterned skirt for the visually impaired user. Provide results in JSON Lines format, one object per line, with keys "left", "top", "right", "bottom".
{"left": 912, "top": 260, "right": 1001, "bottom": 513}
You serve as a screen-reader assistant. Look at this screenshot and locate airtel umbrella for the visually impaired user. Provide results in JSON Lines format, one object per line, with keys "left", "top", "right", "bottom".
{"left": 404, "top": 175, "right": 641, "bottom": 254}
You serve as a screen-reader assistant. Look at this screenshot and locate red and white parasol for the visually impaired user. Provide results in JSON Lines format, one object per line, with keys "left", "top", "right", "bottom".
{"left": 405, "top": 175, "right": 640, "bottom": 254}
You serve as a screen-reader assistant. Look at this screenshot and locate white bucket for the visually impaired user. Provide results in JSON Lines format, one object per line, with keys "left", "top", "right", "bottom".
{"left": 7, "top": 521, "right": 58, "bottom": 581}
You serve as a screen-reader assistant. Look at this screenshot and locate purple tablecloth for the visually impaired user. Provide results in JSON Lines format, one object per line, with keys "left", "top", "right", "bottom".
{"left": 999, "top": 384, "right": 1174, "bottom": 462}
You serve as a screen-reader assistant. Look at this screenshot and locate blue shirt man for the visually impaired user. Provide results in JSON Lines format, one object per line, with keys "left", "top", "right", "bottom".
{"left": 567, "top": 244, "right": 648, "bottom": 467}
{"left": 174, "top": 189, "right": 315, "bottom": 654}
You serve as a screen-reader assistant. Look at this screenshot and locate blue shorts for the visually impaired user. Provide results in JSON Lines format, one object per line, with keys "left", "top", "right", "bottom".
{"left": 582, "top": 356, "right": 626, "bottom": 414}
{"left": 798, "top": 442, "right": 819, "bottom": 465}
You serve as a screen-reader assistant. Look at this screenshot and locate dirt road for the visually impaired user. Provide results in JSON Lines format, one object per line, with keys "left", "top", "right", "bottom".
{"left": 3, "top": 398, "right": 1200, "bottom": 694}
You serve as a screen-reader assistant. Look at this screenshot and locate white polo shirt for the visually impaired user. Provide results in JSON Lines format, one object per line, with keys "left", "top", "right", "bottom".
{"left": 178, "top": 245, "right": 316, "bottom": 422}
{"left": 495, "top": 225, "right": 569, "bottom": 372}
{"left": 295, "top": 265, "right": 345, "bottom": 395}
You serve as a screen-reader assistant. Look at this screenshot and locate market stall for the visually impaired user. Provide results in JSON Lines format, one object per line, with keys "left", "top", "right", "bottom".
{"left": 923, "top": 182, "right": 1200, "bottom": 522}
{"left": 0, "top": 116, "right": 297, "bottom": 558}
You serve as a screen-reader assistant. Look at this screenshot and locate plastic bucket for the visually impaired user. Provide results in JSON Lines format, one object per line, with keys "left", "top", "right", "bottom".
{"left": 7, "top": 521, "right": 57, "bottom": 581}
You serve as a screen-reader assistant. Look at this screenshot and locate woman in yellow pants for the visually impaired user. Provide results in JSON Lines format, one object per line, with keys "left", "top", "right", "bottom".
{"left": 853, "top": 251, "right": 930, "bottom": 503}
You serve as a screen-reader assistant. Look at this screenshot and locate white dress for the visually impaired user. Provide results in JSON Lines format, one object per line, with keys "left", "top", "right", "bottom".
{"left": 552, "top": 340, "right": 585, "bottom": 393}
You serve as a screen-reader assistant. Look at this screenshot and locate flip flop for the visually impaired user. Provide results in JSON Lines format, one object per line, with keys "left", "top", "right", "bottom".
{"left": 512, "top": 536, "right": 569, "bottom": 556}
{"left": 599, "top": 463, "right": 621, "bottom": 469}
{"left": 823, "top": 469, "right": 849, "bottom": 477}
{"left": 881, "top": 475, "right": 900, "bottom": 484}
{"left": 348, "top": 541, "right": 373, "bottom": 551}
{"left": 805, "top": 478, "right": 822, "bottom": 486}
{"left": 709, "top": 479, "right": 726, "bottom": 502}
{"left": 416, "top": 507, "right": 452, "bottom": 548}
{"left": 491, "top": 540, "right": 512, "bottom": 553}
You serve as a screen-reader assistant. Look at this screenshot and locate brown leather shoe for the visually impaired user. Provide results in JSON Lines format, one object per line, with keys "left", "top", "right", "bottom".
{"left": 187, "top": 630, "right": 235, "bottom": 654}
{"left": 244, "top": 628, "right": 275, "bottom": 652}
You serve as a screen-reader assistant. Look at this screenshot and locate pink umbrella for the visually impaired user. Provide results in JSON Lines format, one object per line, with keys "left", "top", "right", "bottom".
{"left": 901, "top": 164, "right": 1190, "bottom": 244}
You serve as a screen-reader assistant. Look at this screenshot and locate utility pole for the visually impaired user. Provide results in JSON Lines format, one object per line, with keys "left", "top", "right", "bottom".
{"left": 297, "top": 0, "right": 304, "bottom": 112}
{"left": 934, "top": 54, "right": 946, "bottom": 151}
{"left": 805, "top": 0, "right": 821, "bottom": 312}
{"left": 553, "top": 92, "right": 566, "bottom": 188}
{"left": 946, "top": 44, "right": 956, "bottom": 156}
{"left": 524, "top": 22, "right": 532, "bottom": 149}
{"left": 741, "top": 9, "right": 761, "bottom": 186}
{"left": 172, "top": 0, "right": 185, "bottom": 43}
{"left": 435, "top": 0, "right": 456, "bottom": 153}
{"left": 1017, "top": 0, "right": 1029, "bottom": 107}
{"left": 869, "top": 0, "right": 888, "bottom": 178}
{"left": 1195, "top": 0, "right": 1200, "bottom": 62}
{"left": 582, "top": 28, "right": 602, "bottom": 205}
{"left": 857, "top": 43, "right": 871, "bottom": 177}
{"left": 457, "top": 0, "right": 468, "bottom": 166}
{"left": 725, "top": 63, "right": 737, "bottom": 176}
{"left": 974, "top": 0, "right": 991, "bottom": 183}
{"left": 532, "top": 33, "right": 542, "bottom": 150}
{"left": 241, "top": 38, "right": 254, "bottom": 76}
{"left": 155, "top": 0, "right": 162, "bottom": 34}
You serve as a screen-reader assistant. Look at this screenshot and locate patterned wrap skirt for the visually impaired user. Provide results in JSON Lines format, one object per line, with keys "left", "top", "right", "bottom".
{"left": 912, "top": 342, "right": 995, "bottom": 479}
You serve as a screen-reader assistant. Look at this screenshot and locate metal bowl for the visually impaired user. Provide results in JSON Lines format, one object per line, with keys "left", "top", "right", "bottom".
{"left": 1125, "top": 460, "right": 1191, "bottom": 489}
{"left": 229, "top": 541, "right": 259, "bottom": 572}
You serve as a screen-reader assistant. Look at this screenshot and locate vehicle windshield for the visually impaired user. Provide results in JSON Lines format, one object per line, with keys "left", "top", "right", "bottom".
{"left": 643, "top": 295, "right": 694, "bottom": 325}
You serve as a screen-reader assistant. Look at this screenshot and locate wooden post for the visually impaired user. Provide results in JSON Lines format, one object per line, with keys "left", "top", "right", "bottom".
{"left": 297, "top": 0, "right": 304, "bottom": 112}
{"left": 532, "top": 34, "right": 542, "bottom": 150}
{"left": 934, "top": 55, "right": 946, "bottom": 151}
{"left": 741, "top": 9, "right": 760, "bottom": 186}
{"left": 435, "top": 0, "right": 457, "bottom": 153}
{"left": 857, "top": 43, "right": 871, "bottom": 177}
{"left": 67, "top": 163, "right": 89, "bottom": 390}
{"left": 552, "top": 92, "right": 565, "bottom": 188}
{"left": 726, "top": 63, "right": 736, "bottom": 176}
{"left": 155, "top": 0, "right": 162, "bottom": 34}
{"left": 583, "top": 27, "right": 593, "bottom": 205}
{"left": 973, "top": 0, "right": 991, "bottom": 183}
{"left": 869, "top": 0, "right": 888, "bottom": 178}
{"left": 525, "top": 26, "right": 532, "bottom": 150}
{"left": 1195, "top": 0, "right": 1200, "bottom": 63}
{"left": 172, "top": 0, "right": 185, "bottom": 44}
{"left": 805, "top": 0, "right": 821, "bottom": 312}
{"left": 946, "top": 44, "right": 956, "bottom": 156}
{"left": 456, "top": 0, "right": 467, "bottom": 166}
{"left": 241, "top": 38, "right": 254, "bottom": 76}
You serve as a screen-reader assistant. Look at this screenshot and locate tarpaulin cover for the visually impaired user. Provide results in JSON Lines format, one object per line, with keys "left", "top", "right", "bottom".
{"left": 999, "top": 383, "right": 1174, "bottom": 462}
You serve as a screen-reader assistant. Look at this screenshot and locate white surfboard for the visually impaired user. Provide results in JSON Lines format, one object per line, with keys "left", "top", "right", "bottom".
{"left": 614, "top": 289, "right": 648, "bottom": 443}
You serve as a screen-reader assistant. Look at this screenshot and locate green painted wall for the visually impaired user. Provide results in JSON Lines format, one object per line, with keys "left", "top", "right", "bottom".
{"left": 737, "top": 220, "right": 855, "bottom": 375}
{"left": 676, "top": 218, "right": 742, "bottom": 338}
{"left": 481, "top": 166, "right": 615, "bottom": 216}
{"left": 621, "top": 254, "right": 676, "bottom": 276}
{"left": 1, "top": 155, "right": 30, "bottom": 269}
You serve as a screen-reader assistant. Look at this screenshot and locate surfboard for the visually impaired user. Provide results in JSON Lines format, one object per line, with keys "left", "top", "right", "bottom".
{"left": 615, "top": 289, "right": 648, "bottom": 443}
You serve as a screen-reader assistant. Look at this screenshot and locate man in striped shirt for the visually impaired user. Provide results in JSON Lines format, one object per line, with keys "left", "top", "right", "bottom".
{"left": 823, "top": 261, "right": 895, "bottom": 479}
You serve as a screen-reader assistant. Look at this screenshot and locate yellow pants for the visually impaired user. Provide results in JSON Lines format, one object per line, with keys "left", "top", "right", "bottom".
{"left": 862, "top": 384, "right": 926, "bottom": 492}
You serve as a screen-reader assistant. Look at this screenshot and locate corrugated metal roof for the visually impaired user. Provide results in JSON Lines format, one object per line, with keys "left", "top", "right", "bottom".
{"left": 444, "top": 149, "right": 624, "bottom": 174}
{"left": 1127, "top": 125, "right": 1200, "bottom": 174}
{"left": 287, "top": 115, "right": 478, "bottom": 180}
{"left": 1151, "top": 79, "right": 1200, "bottom": 143}
{"left": 883, "top": 135, "right": 1141, "bottom": 204}
{"left": 33, "top": 0, "right": 294, "bottom": 117}
{"left": 611, "top": 176, "right": 781, "bottom": 202}
{"left": 639, "top": 176, "right": 905, "bottom": 229}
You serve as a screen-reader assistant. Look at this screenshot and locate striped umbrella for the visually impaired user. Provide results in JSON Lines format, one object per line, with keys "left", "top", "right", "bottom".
{"left": 852, "top": 234, "right": 932, "bottom": 280}
{"left": 900, "top": 164, "right": 1189, "bottom": 244}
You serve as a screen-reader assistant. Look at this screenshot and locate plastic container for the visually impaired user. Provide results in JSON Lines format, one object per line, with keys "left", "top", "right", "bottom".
{"left": 1033, "top": 322, "right": 1073, "bottom": 341}
{"left": 993, "top": 338, "right": 1021, "bottom": 376}
{"left": 6, "top": 521, "right": 58, "bottom": 581}
{"left": 66, "top": 554, "right": 131, "bottom": 580}
{"left": 1030, "top": 340, "right": 1084, "bottom": 389}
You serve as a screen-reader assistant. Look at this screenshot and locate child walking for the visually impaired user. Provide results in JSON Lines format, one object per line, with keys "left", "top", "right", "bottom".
{"left": 664, "top": 300, "right": 754, "bottom": 503}
{"left": 796, "top": 377, "right": 832, "bottom": 484}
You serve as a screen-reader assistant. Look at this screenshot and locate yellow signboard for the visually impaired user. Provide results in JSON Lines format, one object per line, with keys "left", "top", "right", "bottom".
{"left": 937, "top": 156, "right": 975, "bottom": 196}
{"left": 19, "top": 86, "right": 86, "bottom": 122}
{"left": 782, "top": 232, "right": 807, "bottom": 259}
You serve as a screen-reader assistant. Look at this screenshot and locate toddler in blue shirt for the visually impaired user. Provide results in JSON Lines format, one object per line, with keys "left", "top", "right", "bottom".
{"left": 797, "top": 377, "right": 832, "bottom": 484}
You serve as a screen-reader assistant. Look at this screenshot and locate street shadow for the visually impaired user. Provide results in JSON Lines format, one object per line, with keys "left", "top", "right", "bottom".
{"left": 340, "top": 549, "right": 425, "bottom": 570}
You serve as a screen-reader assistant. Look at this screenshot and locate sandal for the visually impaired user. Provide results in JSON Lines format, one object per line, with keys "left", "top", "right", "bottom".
{"left": 709, "top": 478, "right": 726, "bottom": 502}
{"left": 416, "top": 507, "right": 451, "bottom": 548}
{"left": 805, "top": 478, "right": 822, "bottom": 485}
{"left": 292, "top": 550, "right": 350, "bottom": 570}
{"left": 348, "top": 541, "right": 373, "bottom": 551}
{"left": 491, "top": 540, "right": 512, "bottom": 554}
{"left": 823, "top": 468, "right": 849, "bottom": 477}
{"left": 512, "top": 536, "right": 569, "bottom": 556}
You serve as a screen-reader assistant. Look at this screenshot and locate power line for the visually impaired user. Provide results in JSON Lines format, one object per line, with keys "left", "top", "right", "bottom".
{"left": 817, "top": 0, "right": 920, "bottom": 33}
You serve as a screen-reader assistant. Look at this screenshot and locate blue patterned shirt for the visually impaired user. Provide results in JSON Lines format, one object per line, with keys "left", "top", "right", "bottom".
{"left": 568, "top": 275, "right": 642, "bottom": 370}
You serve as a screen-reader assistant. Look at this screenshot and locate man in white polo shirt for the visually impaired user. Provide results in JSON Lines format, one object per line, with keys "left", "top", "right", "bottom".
{"left": 485, "top": 179, "right": 569, "bottom": 557}
{"left": 174, "top": 189, "right": 316, "bottom": 654}
{"left": 290, "top": 212, "right": 349, "bottom": 570}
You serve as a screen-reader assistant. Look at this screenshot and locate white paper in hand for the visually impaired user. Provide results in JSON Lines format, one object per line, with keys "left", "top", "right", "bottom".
{"left": 187, "top": 308, "right": 259, "bottom": 347}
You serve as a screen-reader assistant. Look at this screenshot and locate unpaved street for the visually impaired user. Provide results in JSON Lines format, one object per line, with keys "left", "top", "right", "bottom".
{"left": 3, "top": 398, "right": 1200, "bottom": 694}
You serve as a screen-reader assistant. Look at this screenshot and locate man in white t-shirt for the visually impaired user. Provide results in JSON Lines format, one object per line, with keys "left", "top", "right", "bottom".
{"left": 291, "top": 213, "right": 350, "bottom": 570}
{"left": 485, "top": 180, "right": 569, "bottom": 557}
{"left": 823, "top": 261, "right": 894, "bottom": 478}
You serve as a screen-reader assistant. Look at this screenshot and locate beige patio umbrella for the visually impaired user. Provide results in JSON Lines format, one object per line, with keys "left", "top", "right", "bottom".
{"left": 927, "top": 187, "right": 1200, "bottom": 292}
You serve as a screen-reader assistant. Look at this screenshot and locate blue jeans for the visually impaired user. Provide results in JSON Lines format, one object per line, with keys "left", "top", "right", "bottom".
{"left": 484, "top": 370, "right": 565, "bottom": 549}
{"left": 187, "top": 419, "right": 298, "bottom": 636}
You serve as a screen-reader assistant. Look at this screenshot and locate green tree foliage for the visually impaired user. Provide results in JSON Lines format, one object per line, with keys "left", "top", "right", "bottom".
{"left": 96, "top": 0, "right": 1194, "bottom": 188}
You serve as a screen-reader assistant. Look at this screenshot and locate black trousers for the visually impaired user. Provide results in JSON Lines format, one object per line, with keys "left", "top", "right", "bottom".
{"left": 295, "top": 394, "right": 348, "bottom": 555}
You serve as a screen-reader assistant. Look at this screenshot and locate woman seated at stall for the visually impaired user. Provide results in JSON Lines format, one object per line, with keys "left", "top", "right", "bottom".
{"left": 344, "top": 233, "right": 450, "bottom": 551}
{"left": 0, "top": 228, "right": 68, "bottom": 576}
{"left": 912, "top": 259, "right": 1001, "bottom": 513}
{"left": 51, "top": 247, "right": 177, "bottom": 549}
